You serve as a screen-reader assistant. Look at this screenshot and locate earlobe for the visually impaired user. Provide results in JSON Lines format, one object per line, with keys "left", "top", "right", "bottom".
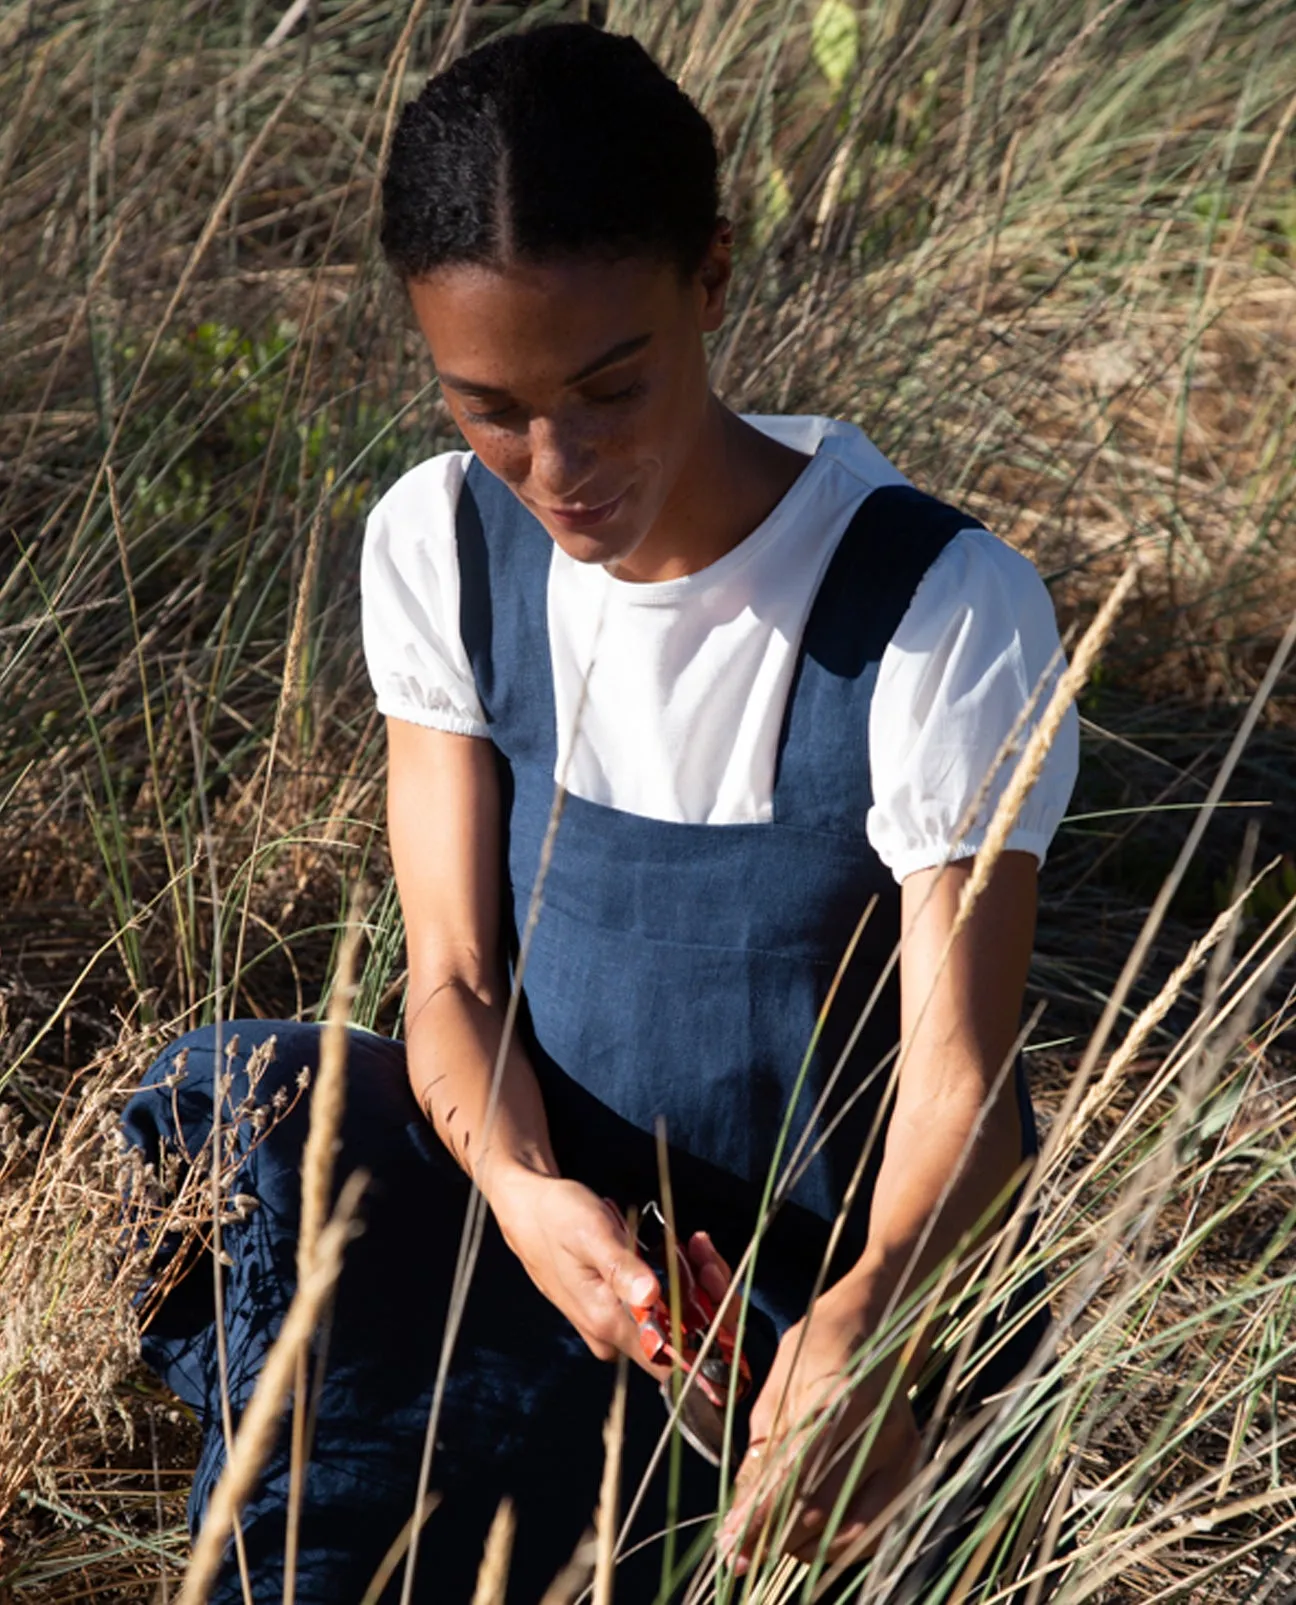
{"left": 698, "top": 220, "right": 734, "bottom": 330}
{"left": 700, "top": 278, "right": 729, "bottom": 332}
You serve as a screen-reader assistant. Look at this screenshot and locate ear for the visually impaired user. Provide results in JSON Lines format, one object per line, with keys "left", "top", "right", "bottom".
{"left": 696, "top": 218, "right": 734, "bottom": 332}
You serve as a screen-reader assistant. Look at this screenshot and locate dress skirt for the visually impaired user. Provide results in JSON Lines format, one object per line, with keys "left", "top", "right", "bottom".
{"left": 123, "top": 1020, "right": 1067, "bottom": 1605}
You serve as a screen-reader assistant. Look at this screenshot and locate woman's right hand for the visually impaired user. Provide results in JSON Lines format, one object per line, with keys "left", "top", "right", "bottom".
{"left": 487, "top": 1167, "right": 665, "bottom": 1371}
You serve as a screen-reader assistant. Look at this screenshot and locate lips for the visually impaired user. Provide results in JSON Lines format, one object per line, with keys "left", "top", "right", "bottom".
{"left": 542, "top": 490, "right": 626, "bottom": 531}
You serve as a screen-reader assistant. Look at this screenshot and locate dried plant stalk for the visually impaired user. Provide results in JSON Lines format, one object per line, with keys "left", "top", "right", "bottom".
{"left": 356, "top": 1496, "right": 442, "bottom": 1605}
{"left": 538, "top": 1532, "right": 598, "bottom": 1605}
{"left": 593, "top": 1354, "right": 629, "bottom": 1605}
{"left": 285, "top": 906, "right": 365, "bottom": 1604}
{"left": 952, "top": 561, "right": 1139, "bottom": 936}
{"left": 471, "top": 1497, "right": 517, "bottom": 1605}
{"left": 296, "top": 912, "right": 363, "bottom": 1278}
{"left": 0, "top": 1039, "right": 296, "bottom": 1525}
{"left": 1056, "top": 887, "right": 1255, "bottom": 1154}
{"left": 176, "top": 1171, "right": 366, "bottom": 1605}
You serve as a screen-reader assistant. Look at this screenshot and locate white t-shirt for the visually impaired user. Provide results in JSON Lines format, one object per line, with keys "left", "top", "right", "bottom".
{"left": 361, "top": 415, "right": 1079, "bottom": 883}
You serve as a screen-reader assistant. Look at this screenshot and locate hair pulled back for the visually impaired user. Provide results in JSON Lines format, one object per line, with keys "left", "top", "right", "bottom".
{"left": 380, "top": 23, "right": 721, "bottom": 281}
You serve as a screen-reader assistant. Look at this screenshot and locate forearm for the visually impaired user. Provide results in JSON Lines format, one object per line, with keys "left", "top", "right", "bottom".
{"left": 834, "top": 1070, "right": 1025, "bottom": 1384}
{"left": 828, "top": 854, "right": 1039, "bottom": 1385}
{"left": 405, "top": 976, "right": 559, "bottom": 1203}
{"left": 403, "top": 974, "right": 662, "bottom": 1373}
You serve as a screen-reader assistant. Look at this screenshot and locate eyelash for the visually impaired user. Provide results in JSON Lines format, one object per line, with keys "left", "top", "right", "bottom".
{"left": 464, "top": 380, "right": 646, "bottom": 427}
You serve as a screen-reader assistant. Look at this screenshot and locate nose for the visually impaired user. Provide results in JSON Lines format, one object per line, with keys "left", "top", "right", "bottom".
{"left": 528, "top": 416, "right": 599, "bottom": 503}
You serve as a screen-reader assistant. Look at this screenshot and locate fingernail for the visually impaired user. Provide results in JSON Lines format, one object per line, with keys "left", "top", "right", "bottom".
{"left": 630, "top": 1274, "right": 655, "bottom": 1303}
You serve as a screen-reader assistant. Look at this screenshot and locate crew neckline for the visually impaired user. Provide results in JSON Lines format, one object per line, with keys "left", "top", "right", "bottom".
{"left": 586, "top": 414, "right": 848, "bottom": 606}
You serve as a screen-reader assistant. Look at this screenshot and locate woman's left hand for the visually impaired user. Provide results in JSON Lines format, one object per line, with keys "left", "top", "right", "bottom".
{"left": 716, "top": 1287, "right": 922, "bottom": 1576}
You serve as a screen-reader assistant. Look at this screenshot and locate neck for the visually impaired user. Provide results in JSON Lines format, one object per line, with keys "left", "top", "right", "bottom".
{"left": 607, "top": 398, "right": 812, "bottom": 584}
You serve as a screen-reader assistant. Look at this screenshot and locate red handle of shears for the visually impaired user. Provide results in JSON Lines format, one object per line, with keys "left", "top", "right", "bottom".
{"left": 603, "top": 1197, "right": 751, "bottom": 1409}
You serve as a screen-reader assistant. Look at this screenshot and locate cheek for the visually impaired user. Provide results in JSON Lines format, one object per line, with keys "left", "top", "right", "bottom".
{"left": 465, "top": 415, "right": 658, "bottom": 493}
{"left": 603, "top": 396, "right": 681, "bottom": 489}
{"left": 467, "top": 432, "right": 530, "bottom": 490}
{"left": 642, "top": 368, "right": 705, "bottom": 472}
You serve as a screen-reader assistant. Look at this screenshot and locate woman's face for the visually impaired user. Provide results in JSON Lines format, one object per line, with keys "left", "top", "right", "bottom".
{"left": 405, "top": 239, "right": 730, "bottom": 568}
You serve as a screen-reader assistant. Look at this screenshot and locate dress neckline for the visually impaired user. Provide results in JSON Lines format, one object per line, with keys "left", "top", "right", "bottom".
{"left": 577, "top": 415, "right": 844, "bottom": 608}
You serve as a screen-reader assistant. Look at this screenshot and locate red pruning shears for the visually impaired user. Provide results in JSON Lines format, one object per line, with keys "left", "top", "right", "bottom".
{"left": 604, "top": 1198, "right": 752, "bottom": 1464}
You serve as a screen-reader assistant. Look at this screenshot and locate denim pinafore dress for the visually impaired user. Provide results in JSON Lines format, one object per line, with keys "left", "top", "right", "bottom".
{"left": 454, "top": 457, "right": 1045, "bottom": 1333}
{"left": 123, "top": 456, "right": 1053, "bottom": 1604}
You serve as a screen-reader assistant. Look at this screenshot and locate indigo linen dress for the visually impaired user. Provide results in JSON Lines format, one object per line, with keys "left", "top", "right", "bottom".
{"left": 124, "top": 445, "right": 1071, "bottom": 1603}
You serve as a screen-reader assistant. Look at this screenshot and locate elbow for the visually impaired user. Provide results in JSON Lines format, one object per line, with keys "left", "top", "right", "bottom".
{"left": 405, "top": 960, "right": 502, "bottom": 1036}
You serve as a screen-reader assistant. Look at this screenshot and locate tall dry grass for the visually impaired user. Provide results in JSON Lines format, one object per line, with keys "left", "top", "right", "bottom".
{"left": 2, "top": 0, "right": 1295, "bottom": 1599}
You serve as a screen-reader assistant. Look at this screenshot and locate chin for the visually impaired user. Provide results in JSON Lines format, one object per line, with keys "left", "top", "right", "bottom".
{"left": 548, "top": 523, "right": 644, "bottom": 567}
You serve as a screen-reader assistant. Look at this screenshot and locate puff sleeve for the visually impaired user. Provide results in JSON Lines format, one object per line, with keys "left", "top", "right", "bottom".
{"left": 865, "top": 526, "right": 1079, "bottom": 883}
{"left": 360, "top": 449, "right": 489, "bottom": 737}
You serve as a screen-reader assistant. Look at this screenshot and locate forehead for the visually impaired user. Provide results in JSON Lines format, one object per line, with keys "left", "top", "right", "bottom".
{"left": 406, "top": 256, "right": 686, "bottom": 389}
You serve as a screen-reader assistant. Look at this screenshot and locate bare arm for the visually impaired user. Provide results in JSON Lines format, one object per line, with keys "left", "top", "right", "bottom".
{"left": 387, "top": 717, "right": 556, "bottom": 1198}
{"left": 385, "top": 716, "right": 663, "bottom": 1364}
{"left": 836, "top": 851, "right": 1037, "bottom": 1355}
{"left": 723, "top": 850, "right": 1039, "bottom": 1568}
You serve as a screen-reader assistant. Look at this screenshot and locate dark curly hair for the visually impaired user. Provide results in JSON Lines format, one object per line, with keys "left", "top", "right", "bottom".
{"left": 380, "top": 23, "right": 721, "bottom": 281}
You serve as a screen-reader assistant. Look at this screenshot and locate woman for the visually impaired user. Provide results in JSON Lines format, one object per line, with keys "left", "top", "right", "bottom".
{"left": 124, "top": 21, "right": 1079, "bottom": 1604}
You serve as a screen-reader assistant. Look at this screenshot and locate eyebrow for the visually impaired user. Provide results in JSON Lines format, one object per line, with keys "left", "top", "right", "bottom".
{"left": 438, "top": 333, "right": 653, "bottom": 398}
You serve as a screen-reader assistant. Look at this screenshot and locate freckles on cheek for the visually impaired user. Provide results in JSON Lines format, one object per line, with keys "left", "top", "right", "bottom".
{"left": 464, "top": 433, "right": 527, "bottom": 489}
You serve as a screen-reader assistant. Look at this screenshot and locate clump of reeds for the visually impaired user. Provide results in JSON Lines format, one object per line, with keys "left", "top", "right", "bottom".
{"left": 0, "top": 1083, "right": 147, "bottom": 1523}
{"left": 0, "top": 1030, "right": 309, "bottom": 1584}
{"left": 0, "top": 1045, "right": 161, "bottom": 1527}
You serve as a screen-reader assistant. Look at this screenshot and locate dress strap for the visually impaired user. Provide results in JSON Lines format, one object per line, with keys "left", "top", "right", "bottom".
{"left": 773, "top": 483, "right": 984, "bottom": 832}
{"left": 456, "top": 460, "right": 983, "bottom": 834}
{"left": 456, "top": 456, "right": 558, "bottom": 770}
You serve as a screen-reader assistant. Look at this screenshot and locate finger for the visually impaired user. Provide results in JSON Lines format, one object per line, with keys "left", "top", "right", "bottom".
{"left": 699, "top": 1264, "right": 728, "bottom": 1307}
{"left": 718, "top": 1447, "right": 765, "bottom": 1551}
{"left": 783, "top": 1499, "right": 830, "bottom": 1564}
{"left": 783, "top": 1466, "right": 858, "bottom": 1567}
{"left": 580, "top": 1290, "right": 665, "bottom": 1376}
{"left": 722, "top": 1476, "right": 796, "bottom": 1574}
{"left": 689, "top": 1231, "right": 745, "bottom": 1328}
{"left": 717, "top": 1488, "right": 768, "bottom": 1571}
{"left": 728, "top": 1413, "right": 849, "bottom": 1571}
{"left": 789, "top": 1516, "right": 875, "bottom": 1568}
{"left": 719, "top": 1437, "right": 793, "bottom": 1562}
{"left": 718, "top": 1489, "right": 775, "bottom": 1581}
{"left": 688, "top": 1229, "right": 732, "bottom": 1284}
{"left": 608, "top": 1251, "right": 658, "bottom": 1308}
{"left": 728, "top": 1439, "right": 769, "bottom": 1511}
{"left": 588, "top": 1216, "right": 658, "bottom": 1307}
{"left": 788, "top": 1493, "right": 887, "bottom": 1566}
{"left": 581, "top": 1330, "right": 619, "bottom": 1363}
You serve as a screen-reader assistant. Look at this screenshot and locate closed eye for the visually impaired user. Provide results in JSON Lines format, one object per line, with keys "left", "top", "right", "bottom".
{"left": 462, "top": 400, "right": 523, "bottom": 425}
{"left": 587, "top": 379, "right": 647, "bottom": 406}
{"left": 462, "top": 380, "right": 646, "bottom": 427}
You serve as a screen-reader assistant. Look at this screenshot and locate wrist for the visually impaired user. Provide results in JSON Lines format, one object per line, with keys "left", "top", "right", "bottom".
{"left": 835, "top": 1250, "right": 904, "bottom": 1311}
{"left": 477, "top": 1148, "right": 560, "bottom": 1222}
{"left": 828, "top": 1251, "right": 918, "bottom": 1341}
{"left": 824, "top": 1259, "right": 932, "bottom": 1382}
